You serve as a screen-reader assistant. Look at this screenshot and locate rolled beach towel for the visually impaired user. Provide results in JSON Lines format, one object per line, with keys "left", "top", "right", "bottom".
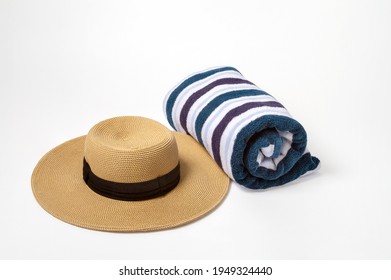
{"left": 164, "top": 66, "right": 320, "bottom": 189}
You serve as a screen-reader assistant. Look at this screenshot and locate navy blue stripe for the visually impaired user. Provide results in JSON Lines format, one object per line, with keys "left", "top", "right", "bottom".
{"left": 179, "top": 78, "right": 253, "bottom": 133}
{"left": 230, "top": 115, "right": 318, "bottom": 189}
{"left": 165, "top": 66, "right": 240, "bottom": 129}
{"left": 194, "top": 89, "right": 269, "bottom": 145}
{"left": 211, "top": 101, "right": 284, "bottom": 167}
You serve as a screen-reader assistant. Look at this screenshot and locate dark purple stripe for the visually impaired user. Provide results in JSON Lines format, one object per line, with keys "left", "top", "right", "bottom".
{"left": 211, "top": 101, "right": 284, "bottom": 167}
{"left": 179, "top": 78, "right": 253, "bottom": 133}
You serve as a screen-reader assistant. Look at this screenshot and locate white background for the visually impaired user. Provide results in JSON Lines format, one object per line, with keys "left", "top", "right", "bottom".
{"left": 1, "top": 0, "right": 390, "bottom": 259}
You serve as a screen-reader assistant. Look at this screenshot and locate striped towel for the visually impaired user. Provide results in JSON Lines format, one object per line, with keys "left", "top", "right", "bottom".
{"left": 164, "top": 66, "right": 320, "bottom": 189}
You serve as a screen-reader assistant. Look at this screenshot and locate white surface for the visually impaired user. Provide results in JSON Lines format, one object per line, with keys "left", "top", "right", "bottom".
{"left": 1, "top": 0, "right": 390, "bottom": 259}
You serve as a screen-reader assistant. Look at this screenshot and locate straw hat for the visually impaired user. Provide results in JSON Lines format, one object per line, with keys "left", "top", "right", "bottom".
{"left": 31, "top": 116, "right": 230, "bottom": 232}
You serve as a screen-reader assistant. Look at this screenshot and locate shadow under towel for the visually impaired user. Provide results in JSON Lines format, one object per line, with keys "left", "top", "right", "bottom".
{"left": 164, "top": 66, "right": 320, "bottom": 189}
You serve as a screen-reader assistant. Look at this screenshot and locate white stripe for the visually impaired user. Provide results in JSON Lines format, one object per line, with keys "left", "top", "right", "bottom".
{"left": 220, "top": 107, "right": 291, "bottom": 178}
{"left": 163, "top": 66, "right": 226, "bottom": 115}
{"left": 186, "top": 84, "right": 260, "bottom": 138}
{"left": 171, "top": 70, "right": 244, "bottom": 132}
{"left": 201, "top": 94, "right": 277, "bottom": 154}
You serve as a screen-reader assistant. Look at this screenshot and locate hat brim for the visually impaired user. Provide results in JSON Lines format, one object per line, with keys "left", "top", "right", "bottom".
{"left": 31, "top": 132, "right": 230, "bottom": 232}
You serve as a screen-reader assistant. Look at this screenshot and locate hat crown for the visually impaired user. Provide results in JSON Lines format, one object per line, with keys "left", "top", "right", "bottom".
{"left": 84, "top": 116, "right": 179, "bottom": 183}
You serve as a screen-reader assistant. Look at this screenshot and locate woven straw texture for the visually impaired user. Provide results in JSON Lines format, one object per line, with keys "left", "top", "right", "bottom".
{"left": 31, "top": 117, "right": 230, "bottom": 232}
{"left": 84, "top": 117, "right": 179, "bottom": 183}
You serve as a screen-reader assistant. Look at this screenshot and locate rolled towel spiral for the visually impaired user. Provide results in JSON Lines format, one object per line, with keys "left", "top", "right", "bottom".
{"left": 164, "top": 66, "right": 320, "bottom": 189}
